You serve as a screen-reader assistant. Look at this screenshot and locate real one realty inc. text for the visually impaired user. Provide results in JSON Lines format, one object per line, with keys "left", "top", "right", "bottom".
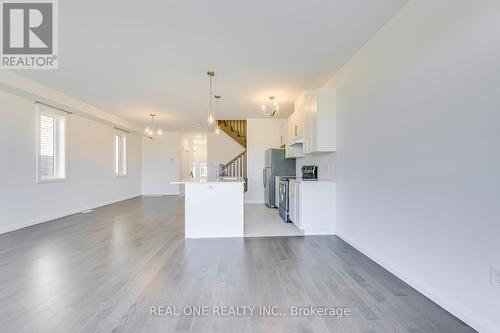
{"left": 149, "top": 305, "right": 351, "bottom": 318}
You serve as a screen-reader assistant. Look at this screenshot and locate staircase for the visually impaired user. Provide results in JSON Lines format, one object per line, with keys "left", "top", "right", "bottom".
{"left": 217, "top": 120, "right": 248, "bottom": 191}
{"left": 218, "top": 120, "right": 247, "bottom": 148}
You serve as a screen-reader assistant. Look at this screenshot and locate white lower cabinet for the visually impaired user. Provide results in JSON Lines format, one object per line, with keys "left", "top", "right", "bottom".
{"left": 289, "top": 180, "right": 336, "bottom": 235}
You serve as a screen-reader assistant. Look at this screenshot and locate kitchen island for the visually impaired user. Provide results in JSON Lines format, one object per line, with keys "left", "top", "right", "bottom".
{"left": 171, "top": 177, "right": 245, "bottom": 238}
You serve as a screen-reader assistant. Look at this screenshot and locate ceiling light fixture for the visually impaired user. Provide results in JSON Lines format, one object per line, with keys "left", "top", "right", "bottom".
{"left": 145, "top": 113, "right": 162, "bottom": 140}
{"left": 215, "top": 95, "right": 221, "bottom": 134}
{"left": 261, "top": 96, "right": 280, "bottom": 117}
{"left": 207, "top": 71, "right": 216, "bottom": 128}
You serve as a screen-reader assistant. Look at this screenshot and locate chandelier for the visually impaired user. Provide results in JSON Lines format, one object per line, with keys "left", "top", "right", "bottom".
{"left": 261, "top": 96, "right": 279, "bottom": 117}
{"left": 145, "top": 114, "right": 162, "bottom": 140}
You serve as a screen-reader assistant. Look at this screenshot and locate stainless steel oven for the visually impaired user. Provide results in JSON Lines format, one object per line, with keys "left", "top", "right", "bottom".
{"left": 278, "top": 177, "right": 294, "bottom": 222}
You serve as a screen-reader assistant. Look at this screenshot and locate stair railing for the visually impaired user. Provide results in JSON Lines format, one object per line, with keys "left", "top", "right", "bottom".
{"left": 218, "top": 150, "right": 248, "bottom": 191}
{"left": 218, "top": 150, "right": 246, "bottom": 177}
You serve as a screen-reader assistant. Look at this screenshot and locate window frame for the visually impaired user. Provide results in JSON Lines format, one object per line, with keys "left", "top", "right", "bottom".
{"left": 114, "top": 130, "right": 127, "bottom": 177}
{"left": 36, "top": 104, "right": 68, "bottom": 184}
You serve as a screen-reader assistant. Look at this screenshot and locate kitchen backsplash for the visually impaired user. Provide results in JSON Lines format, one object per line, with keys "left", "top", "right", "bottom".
{"left": 295, "top": 152, "right": 336, "bottom": 180}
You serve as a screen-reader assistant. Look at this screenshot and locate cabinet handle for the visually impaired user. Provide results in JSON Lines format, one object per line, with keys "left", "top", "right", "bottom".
{"left": 295, "top": 125, "right": 297, "bottom": 136}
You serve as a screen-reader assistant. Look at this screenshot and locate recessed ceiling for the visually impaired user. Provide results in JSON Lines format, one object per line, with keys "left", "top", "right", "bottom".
{"left": 17, "top": 0, "right": 408, "bottom": 131}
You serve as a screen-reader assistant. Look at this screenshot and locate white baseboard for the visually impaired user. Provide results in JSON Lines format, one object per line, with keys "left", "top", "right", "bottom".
{"left": 336, "top": 232, "right": 495, "bottom": 333}
{"left": 0, "top": 194, "right": 141, "bottom": 235}
{"left": 245, "top": 200, "right": 265, "bottom": 204}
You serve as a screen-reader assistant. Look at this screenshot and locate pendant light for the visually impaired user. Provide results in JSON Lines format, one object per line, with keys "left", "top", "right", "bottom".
{"left": 215, "top": 95, "right": 221, "bottom": 134}
{"left": 144, "top": 114, "right": 162, "bottom": 140}
{"left": 207, "top": 71, "right": 216, "bottom": 128}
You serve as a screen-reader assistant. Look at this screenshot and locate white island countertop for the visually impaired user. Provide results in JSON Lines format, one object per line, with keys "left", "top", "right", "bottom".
{"left": 171, "top": 177, "right": 245, "bottom": 185}
{"left": 170, "top": 177, "right": 244, "bottom": 239}
{"left": 289, "top": 178, "right": 336, "bottom": 183}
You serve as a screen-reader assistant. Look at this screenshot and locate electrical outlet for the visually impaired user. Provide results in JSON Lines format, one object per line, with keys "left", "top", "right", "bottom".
{"left": 491, "top": 265, "right": 500, "bottom": 288}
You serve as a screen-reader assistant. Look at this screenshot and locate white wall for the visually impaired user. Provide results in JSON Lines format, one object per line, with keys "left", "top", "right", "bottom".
{"left": 207, "top": 131, "right": 245, "bottom": 179}
{"left": 296, "top": 153, "right": 336, "bottom": 180}
{"left": 331, "top": 1, "right": 500, "bottom": 332}
{"left": 180, "top": 135, "right": 193, "bottom": 181}
{"left": 179, "top": 135, "right": 192, "bottom": 194}
{"left": 246, "top": 119, "right": 285, "bottom": 203}
{"left": 0, "top": 90, "right": 142, "bottom": 234}
{"left": 0, "top": 71, "right": 141, "bottom": 133}
{"left": 142, "top": 133, "right": 180, "bottom": 195}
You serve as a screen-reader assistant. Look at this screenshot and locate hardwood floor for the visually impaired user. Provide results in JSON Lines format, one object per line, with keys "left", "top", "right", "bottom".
{"left": 0, "top": 196, "right": 475, "bottom": 333}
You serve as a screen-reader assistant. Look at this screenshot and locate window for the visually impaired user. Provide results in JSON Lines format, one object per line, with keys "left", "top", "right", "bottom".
{"left": 199, "top": 161, "right": 208, "bottom": 178}
{"left": 114, "top": 130, "right": 127, "bottom": 176}
{"left": 37, "top": 104, "right": 67, "bottom": 183}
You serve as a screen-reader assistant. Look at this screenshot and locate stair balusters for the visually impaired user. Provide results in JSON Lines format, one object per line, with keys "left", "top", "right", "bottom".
{"left": 217, "top": 120, "right": 248, "bottom": 192}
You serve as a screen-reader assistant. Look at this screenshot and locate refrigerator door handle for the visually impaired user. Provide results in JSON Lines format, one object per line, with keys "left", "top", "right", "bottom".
{"left": 263, "top": 168, "right": 266, "bottom": 187}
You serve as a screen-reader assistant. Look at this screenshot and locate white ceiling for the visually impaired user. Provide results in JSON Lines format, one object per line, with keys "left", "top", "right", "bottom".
{"left": 18, "top": 0, "right": 408, "bottom": 131}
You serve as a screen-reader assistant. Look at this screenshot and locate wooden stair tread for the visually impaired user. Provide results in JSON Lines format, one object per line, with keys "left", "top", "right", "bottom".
{"left": 218, "top": 120, "right": 247, "bottom": 148}
{"left": 217, "top": 120, "right": 248, "bottom": 191}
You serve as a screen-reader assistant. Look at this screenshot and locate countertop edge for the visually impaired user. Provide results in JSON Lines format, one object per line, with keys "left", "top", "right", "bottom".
{"left": 289, "top": 178, "right": 336, "bottom": 183}
{"left": 170, "top": 180, "right": 245, "bottom": 185}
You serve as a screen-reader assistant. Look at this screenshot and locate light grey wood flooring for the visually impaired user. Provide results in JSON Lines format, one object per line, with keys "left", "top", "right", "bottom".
{"left": 0, "top": 196, "right": 475, "bottom": 333}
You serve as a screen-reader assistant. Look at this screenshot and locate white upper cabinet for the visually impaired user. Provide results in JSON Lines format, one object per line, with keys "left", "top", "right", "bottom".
{"left": 303, "top": 90, "right": 316, "bottom": 154}
{"left": 280, "top": 121, "right": 286, "bottom": 147}
{"left": 286, "top": 80, "right": 336, "bottom": 156}
{"left": 303, "top": 81, "right": 336, "bottom": 154}
{"left": 285, "top": 101, "right": 304, "bottom": 158}
{"left": 284, "top": 117, "right": 290, "bottom": 158}
{"left": 291, "top": 92, "right": 305, "bottom": 144}
{"left": 283, "top": 118, "right": 302, "bottom": 159}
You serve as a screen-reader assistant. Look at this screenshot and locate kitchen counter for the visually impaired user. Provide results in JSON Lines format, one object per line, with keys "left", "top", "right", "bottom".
{"left": 170, "top": 177, "right": 244, "bottom": 239}
{"left": 171, "top": 177, "right": 245, "bottom": 184}
{"left": 289, "top": 178, "right": 336, "bottom": 183}
{"left": 287, "top": 178, "right": 336, "bottom": 235}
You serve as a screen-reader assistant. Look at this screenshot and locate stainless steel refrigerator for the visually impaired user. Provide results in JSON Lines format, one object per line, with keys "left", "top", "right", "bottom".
{"left": 263, "top": 149, "right": 296, "bottom": 207}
